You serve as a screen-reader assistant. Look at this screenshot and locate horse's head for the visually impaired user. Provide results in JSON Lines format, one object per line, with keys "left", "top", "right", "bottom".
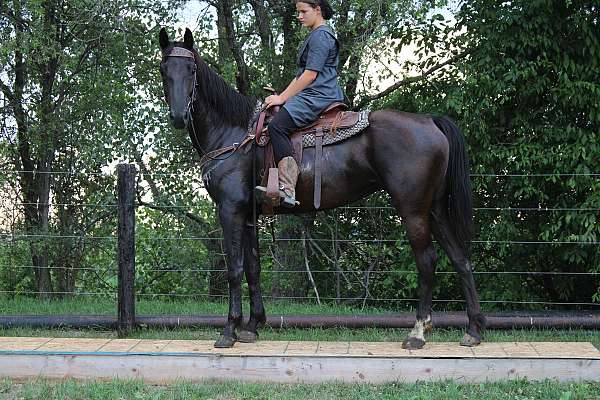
{"left": 159, "top": 28, "right": 197, "bottom": 130}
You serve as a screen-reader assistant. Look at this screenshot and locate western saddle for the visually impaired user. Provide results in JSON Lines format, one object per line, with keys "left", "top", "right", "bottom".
{"left": 255, "top": 90, "right": 362, "bottom": 213}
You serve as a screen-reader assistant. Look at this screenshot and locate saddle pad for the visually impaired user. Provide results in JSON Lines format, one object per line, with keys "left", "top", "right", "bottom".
{"left": 300, "top": 110, "right": 370, "bottom": 148}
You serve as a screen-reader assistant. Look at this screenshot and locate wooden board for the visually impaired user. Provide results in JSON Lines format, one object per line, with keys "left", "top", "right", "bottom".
{"left": 0, "top": 337, "right": 599, "bottom": 383}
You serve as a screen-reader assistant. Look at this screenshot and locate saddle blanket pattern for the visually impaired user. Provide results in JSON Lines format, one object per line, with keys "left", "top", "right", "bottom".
{"left": 301, "top": 110, "right": 370, "bottom": 148}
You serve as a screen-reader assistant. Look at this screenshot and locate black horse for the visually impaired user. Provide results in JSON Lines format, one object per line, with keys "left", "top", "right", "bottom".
{"left": 158, "top": 28, "right": 486, "bottom": 349}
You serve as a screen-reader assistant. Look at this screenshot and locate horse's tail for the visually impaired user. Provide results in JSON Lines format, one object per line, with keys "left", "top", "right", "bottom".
{"left": 432, "top": 115, "right": 473, "bottom": 255}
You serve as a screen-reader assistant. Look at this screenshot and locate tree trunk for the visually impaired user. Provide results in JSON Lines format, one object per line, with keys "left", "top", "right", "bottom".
{"left": 276, "top": 3, "right": 299, "bottom": 90}
{"left": 248, "top": 0, "right": 275, "bottom": 82}
{"left": 336, "top": 5, "right": 381, "bottom": 106}
{"left": 270, "top": 216, "right": 307, "bottom": 299}
{"left": 5, "top": 0, "right": 53, "bottom": 298}
{"left": 55, "top": 179, "right": 80, "bottom": 297}
{"left": 30, "top": 0, "right": 61, "bottom": 298}
{"left": 215, "top": 0, "right": 251, "bottom": 94}
{"left": 215, "top": 1, "right": 231, "bottom": 63}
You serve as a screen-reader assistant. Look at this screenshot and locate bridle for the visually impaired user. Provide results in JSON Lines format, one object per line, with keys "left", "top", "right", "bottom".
{"left": 161, "top": 46, "right": 251, "bottom": 169}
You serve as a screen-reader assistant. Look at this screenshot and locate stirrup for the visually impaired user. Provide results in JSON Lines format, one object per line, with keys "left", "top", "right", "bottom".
{"left": 254, "top": 186, "right": 299, "bottom": 207}
{"left": 254, "top": 185, "right": 280, "bottom": 207}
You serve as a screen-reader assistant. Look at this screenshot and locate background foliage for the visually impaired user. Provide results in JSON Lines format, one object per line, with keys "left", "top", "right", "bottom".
{"left": 0, "top": 0, "right": 598, "bottom": 311}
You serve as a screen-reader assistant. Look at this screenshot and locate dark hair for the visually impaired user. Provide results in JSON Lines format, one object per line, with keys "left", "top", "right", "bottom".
{"left": 297, "top": 0, "right": 335, "bottom": 20}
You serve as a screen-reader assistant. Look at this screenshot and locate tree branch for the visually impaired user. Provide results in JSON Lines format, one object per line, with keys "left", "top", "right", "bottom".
{"left": 0, "top": 81, "right": 15, "bottom": 107}
{"left": 135, "top": 157, "right": 212, "bottom": 233}
{"left": 0, "top": 5, "right": 31, "bottom": 31}
{"left": 354, "top": 49, "right": 473, "bottom": 110}
{"left": 305, "top": 232, "right": 351, "bottom": 286}
{"left": 53, "top": 40, "right": 99, "bottom": 111}
{"left": 301, "top": 229, "right": 321, "bottom": 305}
{"left": 216, "top": 0, "right": 250, "bottom": 94}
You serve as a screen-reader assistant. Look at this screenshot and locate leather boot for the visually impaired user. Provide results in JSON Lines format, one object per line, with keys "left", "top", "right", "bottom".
{"left": 254, "top": 156, "right": 300, "bottom": 207}
{"left": 277, "top": 156, "right": 300, "bottom": 207}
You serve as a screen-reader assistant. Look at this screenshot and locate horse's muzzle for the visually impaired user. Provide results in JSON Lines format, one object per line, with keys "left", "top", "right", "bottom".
{"left": 170, "top": 111, "right": 189, "bottom": 130}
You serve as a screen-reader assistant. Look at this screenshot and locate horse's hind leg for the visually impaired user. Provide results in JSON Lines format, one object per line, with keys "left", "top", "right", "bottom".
{"left": 381, "top": 162, "right": 440, "bottom": 349}
{"left": 430, "top": 200, "right": 486, "bottom": 347}
{"left": 238, "top": 221, "right": 266, "bottom": 343}
{"left": 400, "top": 213, "right": 439, "bottom": 350}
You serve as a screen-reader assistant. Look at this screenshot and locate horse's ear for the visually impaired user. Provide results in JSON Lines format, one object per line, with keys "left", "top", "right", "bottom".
{"left": 184, "top": 28, "right": 194, "bottom": 49}
{"left": 159, "top": 28, "right": 170, "bottom": 50}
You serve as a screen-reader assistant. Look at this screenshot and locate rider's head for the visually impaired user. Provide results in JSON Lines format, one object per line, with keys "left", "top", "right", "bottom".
{"left": 296, "top": 0, "right": 334, "bottom": 27}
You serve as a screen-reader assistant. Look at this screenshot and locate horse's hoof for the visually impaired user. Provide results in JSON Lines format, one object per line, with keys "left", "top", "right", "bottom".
{"left": 402, "top": 336, "right": 426, "bottom": 350}
{"left": 214, "top": 335, "right": 237, "bottom": 348}
{"left": 460, "top": 332, "right": 482, "bottom": 347}
{"left": 238, "top": 329, "right": 258, "bottom": 343}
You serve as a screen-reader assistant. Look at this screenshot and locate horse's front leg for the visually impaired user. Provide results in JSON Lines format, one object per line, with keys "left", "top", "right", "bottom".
{"left": 214, "top": 203, "right": 246, "bottom": 348}
{"left": 238, "top": 220, "right": 266, "bottom": 343}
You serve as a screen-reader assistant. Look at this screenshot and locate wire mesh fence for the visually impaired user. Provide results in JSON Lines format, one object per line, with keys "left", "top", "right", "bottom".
{"left": 0, "top": 167, "right": 599, "bottom": 315}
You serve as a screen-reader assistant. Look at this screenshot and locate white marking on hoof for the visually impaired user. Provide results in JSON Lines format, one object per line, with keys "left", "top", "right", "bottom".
{"left": 408, "top": 315, "right": 432, "bottom": 342}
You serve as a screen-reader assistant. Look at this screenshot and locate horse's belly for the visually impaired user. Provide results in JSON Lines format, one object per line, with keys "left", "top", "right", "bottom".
{"left": 292, "top": 140, "right": 381, "bottom": 212}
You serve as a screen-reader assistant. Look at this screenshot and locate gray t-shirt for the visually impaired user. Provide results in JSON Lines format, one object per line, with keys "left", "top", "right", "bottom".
{"left": 283, "top": 25, "right": 344, "bottom": 127}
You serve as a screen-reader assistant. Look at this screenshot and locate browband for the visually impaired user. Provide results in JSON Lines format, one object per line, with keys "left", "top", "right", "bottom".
{"left": 165, "top": 47, "right": 195, "bottom": 59}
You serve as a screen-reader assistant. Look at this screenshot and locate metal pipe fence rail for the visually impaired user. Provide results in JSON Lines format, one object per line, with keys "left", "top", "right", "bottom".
{"left": 2, "top": 312, "right": 600, "bottom": 330}
{"left": 0, "top": 165, "right": 599, "bottom": 333}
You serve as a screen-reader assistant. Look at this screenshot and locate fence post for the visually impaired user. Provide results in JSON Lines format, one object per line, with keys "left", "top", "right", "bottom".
{"left": 117, "top": 163, "right": 136, "bottom": 337}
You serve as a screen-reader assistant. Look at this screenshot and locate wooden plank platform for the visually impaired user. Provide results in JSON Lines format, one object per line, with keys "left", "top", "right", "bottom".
{"left": 0, "top": 337, "right": 599, "bottom": 383}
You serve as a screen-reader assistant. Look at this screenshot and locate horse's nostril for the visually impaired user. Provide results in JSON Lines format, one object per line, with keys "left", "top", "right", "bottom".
{"left": 169, "top": 112, "right": 187, "bottom": 130}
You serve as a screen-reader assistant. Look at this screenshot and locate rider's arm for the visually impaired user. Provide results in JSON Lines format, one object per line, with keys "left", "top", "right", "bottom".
{"left": 279, "top": 70, "right": 318, "bottom": 102}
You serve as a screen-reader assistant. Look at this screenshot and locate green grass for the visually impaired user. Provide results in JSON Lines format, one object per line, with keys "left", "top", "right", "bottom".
{"left": 1, "top": 378, "right": 599, "bottom": 399}
{"left": 0, "top": 296, "right": 391, "bottom": 316}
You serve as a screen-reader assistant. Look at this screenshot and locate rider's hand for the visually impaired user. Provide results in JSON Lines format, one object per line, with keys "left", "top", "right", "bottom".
{"left": 264, "top": 95, "right": 284, "bottom": 109}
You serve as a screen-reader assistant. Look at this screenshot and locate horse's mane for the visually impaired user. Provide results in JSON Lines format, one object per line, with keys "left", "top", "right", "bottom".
{"left": 167, "top": 43, "right": 255, "bottom": 128}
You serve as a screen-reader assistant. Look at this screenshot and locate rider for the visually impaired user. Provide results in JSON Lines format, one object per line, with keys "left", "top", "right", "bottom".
{"left": 255, "top": 0, "right": 344, "bottom": 208}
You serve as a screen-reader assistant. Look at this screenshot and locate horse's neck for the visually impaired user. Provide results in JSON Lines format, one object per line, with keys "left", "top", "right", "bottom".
{"left": 186, "top": 58, "right": 253, "bottom": 153}
{"left": 188, "top": 99, "right": 247, "bottom": 153}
